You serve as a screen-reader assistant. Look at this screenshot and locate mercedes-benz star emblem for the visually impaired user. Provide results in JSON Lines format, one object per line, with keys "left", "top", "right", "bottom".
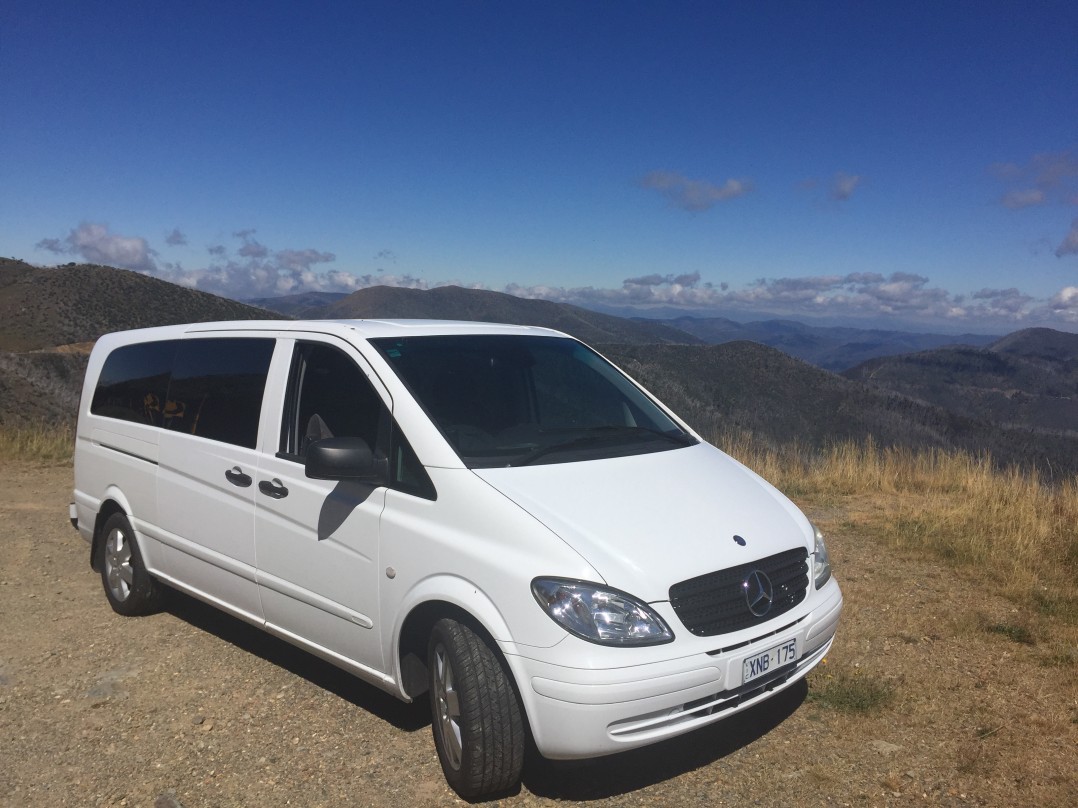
{"left": 743, "top": 570, "right": 774, "bottom": 617}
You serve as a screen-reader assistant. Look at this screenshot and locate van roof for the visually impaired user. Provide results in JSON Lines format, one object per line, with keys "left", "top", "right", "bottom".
{"left": 174, "top": 318, "right": 571, "bottom": 340}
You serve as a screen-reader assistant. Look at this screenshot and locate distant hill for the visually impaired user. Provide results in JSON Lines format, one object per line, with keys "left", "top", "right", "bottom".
{"left": 649, "top": 315, "right": 998, "bottom": 371}
{"left": 0, "top": 259, "right": 285, "bottom": 352}
{"left": 842, "top": 327, "right": 1078, "bottom": 437}
{"left": 987, "top": 327, "right": 1078, "bottom": 362}
{"left": 0, "top": 259, "right": 286, "bottom": 425}
{"left": 246, "top": 291, "right": 349, "bottom": 316}
{"left": 604, "top": 341, "right": 1078, "bottom": 477}
{"left": 307, "top": 285, "right": 701, "bottom": 345}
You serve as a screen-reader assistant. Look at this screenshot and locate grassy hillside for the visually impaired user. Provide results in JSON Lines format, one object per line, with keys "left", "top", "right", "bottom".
{"left": 0, "top": 347, "right": 89, "bottom": 425}
{"left": 0, "top": 259, "right": 285, "bottom": 352}
{"left": 309, "top": 285, "right": 700, "bottom": 345}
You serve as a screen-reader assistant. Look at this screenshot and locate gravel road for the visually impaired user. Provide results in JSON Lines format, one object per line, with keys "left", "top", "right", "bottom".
{"left": 1, "top": 462, "right": 1074, "bottom": 807}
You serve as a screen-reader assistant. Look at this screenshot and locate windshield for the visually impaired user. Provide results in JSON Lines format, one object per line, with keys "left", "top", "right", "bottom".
{"left": 370, "top": 334, "right": 696, "bottom": 468}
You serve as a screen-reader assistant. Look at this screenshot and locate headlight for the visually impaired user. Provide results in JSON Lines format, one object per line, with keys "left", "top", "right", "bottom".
{"left": 531, "top": 578, "right": 674, "bottom": 646}
{"left": 813, "top": 523, "right": 832, "bottom": 589}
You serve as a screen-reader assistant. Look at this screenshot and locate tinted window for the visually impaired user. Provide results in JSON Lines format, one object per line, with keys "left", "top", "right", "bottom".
{"left": 165, "top": 338, "right": 275, "bottom": 449}
{"left": 91, "top": 340, "right": 179, "bottom": 426}
{"left": 281, "top": 342, "right": 385, "bottom": 456}
{"left": 371, "top": 335, "right": 693, "bottom": 468}
{"left": 281, "top": 342, "right": 435, "bottom": 499}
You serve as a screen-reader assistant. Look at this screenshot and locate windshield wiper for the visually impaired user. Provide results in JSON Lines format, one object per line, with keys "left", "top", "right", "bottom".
{"left": 508, "top": 426, "right": 694, "bottom": 467}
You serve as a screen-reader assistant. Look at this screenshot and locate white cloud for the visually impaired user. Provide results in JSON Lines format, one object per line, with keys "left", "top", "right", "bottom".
{"left": 1029, "top": 150, "right": 1078, "bottom": 187}
{"left": 147, "top": 234, "right": 434, "bottom": 299}
{"left": 276, "top": 249, "right": 336, "bottom": 272}
{"left": 163, "top": 238, "right": 342, "bottom": 298}
{"left": 993, "top": 150, "right": 1078, "bottom": 259}
{"left": 35, "top": 222, "right": 156, "bottom": 271}
{"left": 970, "top": 287, "right": 1034, "bottom": 315}
{"left": 33, "top": 222, "right": 1078, "bottom": 331}
{"left": 1046, "top": 287, "right": 1078, "bottom": 321}
{"left": 1056, "top": 218, "right": 1078, "bottom": 257}
{"left": 236, "top": 230, "right": 270, "bottom": 259}
{"left": 1000, "top": 189, "right": 1045, "bottom": 210}
{"left": 508, "top": 271, "right": 1077, "bottom": 330}
{"left": 994, "top": 150, "right": 1078, "bottom": 210}
{"left": 640, "top": 171, "right": 752, "bottom": 212}
{"left": 165, "top": 228, "right": 187, "bottom": 246}
{"left": 830, "top": 172, "right": 863, "bottom": 201}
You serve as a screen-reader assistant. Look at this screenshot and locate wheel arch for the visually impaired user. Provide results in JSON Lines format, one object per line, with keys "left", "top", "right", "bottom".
{"left": 392, "top": 578, "right": 518, "bottom": 702}
{"left": 89, "top": 493, "right": 134, "bottom": 572}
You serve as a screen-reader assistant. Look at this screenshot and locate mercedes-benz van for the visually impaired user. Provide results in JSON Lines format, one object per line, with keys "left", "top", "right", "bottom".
{"left": 72, "top": 319, "right": 842, "bottom": 799}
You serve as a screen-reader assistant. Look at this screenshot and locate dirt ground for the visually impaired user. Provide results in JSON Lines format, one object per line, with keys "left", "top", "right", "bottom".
{"left": 1, "top": 461, "right": 1075, "bottom": 807}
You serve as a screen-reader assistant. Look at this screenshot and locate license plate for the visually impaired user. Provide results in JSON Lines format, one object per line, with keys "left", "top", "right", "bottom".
{"left": 743, "top": 639, "right": 798, "bottom": 684}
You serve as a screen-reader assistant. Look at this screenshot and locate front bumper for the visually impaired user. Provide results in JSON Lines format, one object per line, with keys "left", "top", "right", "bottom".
{"left": 508, "top": 578, "right": 842, "bottom": 759}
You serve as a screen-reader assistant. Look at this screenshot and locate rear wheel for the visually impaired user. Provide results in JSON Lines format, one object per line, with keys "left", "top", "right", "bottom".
{"left": 428, "top": 618, "right": 524, "bottom": 799}
{"left": 99, "top": 512, "right": 164, "bottom": 616}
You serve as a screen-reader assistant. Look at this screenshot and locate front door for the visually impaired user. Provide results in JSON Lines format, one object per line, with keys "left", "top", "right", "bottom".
{"left": 254, "top": 338, "right": 388, "bottom": 675}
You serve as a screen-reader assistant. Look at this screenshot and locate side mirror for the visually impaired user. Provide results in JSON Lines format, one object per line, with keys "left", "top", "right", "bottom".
{"left": 305, "top": 437, "right": 387, "bottom": 483}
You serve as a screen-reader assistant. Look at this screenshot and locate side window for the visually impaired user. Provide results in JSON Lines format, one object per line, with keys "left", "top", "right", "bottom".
{"left": 280, "top": 342, "right": 386, "bottom": 458}
{"left": 281, "top": 342, "right": 436, "bottom": 500}
{"left": 164, "top": 338, "right": 275, "bottom": 449}
{"left": 91, "top": 340, "right": 179, "bottom": 426}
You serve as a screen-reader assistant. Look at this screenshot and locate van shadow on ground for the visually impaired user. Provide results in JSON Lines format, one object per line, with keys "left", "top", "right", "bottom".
{"left": 165, "top": 587, "right": 807, "bottom": 800}
{"left": 164, "top": 589, "right": 430, "bottom": 732}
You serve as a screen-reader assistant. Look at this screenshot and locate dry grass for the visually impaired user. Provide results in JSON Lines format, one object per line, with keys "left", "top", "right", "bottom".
{"left": 714, "top": 432, "right": 1078, "bottom": 622}
{"left": 0, "top": 421, "right": 75, "bottom": 462}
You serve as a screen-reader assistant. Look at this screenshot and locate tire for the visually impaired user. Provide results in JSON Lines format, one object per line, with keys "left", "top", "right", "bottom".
{"left": 98, "top": 512, "right": 165, "bottom": 616}
{"left": 428, "top": 618, "right": 525, "bottom": 800}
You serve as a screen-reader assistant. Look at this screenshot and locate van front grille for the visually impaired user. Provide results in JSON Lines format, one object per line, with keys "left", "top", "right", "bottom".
{"left": 669, "top": 548, "right": 809, "bottom": 637}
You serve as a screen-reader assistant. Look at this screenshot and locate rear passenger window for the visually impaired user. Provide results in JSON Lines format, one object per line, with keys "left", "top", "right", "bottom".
{"left": 165, "top": 338, "right": 275, "bottom": 449}
{"left": 91, "top": 340, "right": 179, "bottom": 425}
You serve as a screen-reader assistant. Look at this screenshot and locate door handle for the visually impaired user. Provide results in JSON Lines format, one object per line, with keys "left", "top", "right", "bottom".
{"left": 258, "top": 479, "right": 289, "bottom": 499}
{"left": 224, "top": 466, "right": 252, "bottom": 487}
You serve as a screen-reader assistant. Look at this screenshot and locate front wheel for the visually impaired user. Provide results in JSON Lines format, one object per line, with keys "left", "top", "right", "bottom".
{"left": 428, "top": 618, "right": 525, "bottom": 800}
{"left": 99, "top": 512, "right": 165, "bottom": 616}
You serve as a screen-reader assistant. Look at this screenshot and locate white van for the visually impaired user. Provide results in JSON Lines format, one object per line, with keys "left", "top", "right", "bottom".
{"left": 72, "top": 319, "right": 842, "bottom": 799}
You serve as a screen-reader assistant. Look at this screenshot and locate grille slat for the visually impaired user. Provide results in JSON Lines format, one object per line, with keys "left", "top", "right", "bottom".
{"left": 669, "top": 547, "right": 809, "bottom": 636}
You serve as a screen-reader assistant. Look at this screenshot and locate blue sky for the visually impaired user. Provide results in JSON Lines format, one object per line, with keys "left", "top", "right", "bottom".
{"left": 2, "top": 1, "right": 1076, "bottom": 333}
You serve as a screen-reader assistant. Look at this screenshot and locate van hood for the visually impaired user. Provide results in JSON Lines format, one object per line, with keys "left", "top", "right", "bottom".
{"left": 472, "top": 443, "right": 813, "bottom": 603}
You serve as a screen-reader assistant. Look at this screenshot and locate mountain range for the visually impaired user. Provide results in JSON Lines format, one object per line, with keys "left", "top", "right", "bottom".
{"left": 253, "top": 291, "right": 1002, "bottom": 372}
{"left": 843, "top": 328, "right": 1078, "bottom": 437}
{"left": 647, "top": 315, "right": 998, "bottom": 372}
{"left": 3, "top": 260, "right": 1075, "bottom": 477}
{"left": 251, "top": 285, "right": 699, "bottom": 346}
